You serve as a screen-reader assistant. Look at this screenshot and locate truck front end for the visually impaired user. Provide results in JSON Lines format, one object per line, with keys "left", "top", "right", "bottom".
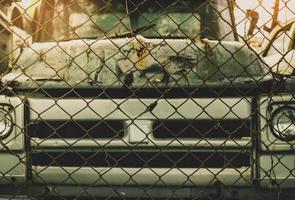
{"left": 1, "top": 0, "right": 295, "bottom": 199}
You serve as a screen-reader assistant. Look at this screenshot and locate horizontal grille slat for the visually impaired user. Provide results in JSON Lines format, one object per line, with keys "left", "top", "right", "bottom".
{"left": 28, "top": 98, "right": 252, "bottom": 121}
{"left": 31, "top": 151, "right": 250, "bottom": 168}
{"left": 32, "top": 166, "right": 252, "bottom": 186}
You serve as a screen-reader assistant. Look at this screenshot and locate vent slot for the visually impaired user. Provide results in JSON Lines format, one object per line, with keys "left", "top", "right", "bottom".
{"left": 28, "top": 120, "right": 125, "bottom": 139}
{"left": 153, "top": 120, "right": 251, "bottom": 139}
{"left": 31, "top": 151, "right": 250, "bottom": 168}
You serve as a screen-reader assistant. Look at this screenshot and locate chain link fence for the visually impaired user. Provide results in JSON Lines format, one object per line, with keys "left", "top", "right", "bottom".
{"left": 1, "top": 0, "right": 295, "bottom": 199}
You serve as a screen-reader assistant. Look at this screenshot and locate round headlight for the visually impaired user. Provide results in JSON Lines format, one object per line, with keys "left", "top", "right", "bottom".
{"left": 270, "top": 106, "right": 295, "bottom": 141}
{"left": 0, "top": 108, "right": 13, "bottom": 139}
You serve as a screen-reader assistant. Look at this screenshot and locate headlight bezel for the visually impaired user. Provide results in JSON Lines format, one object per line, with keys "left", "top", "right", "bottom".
{"left": 270, "top": 105, "right": 295, "bottom": 142}
{"left": 0, "top": 105, "right": 14, "bottom": 139}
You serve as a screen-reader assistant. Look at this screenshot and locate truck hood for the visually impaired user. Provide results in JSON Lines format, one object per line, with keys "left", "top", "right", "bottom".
{"left": 2, "top": 36, "right": 270, "bottom": 89}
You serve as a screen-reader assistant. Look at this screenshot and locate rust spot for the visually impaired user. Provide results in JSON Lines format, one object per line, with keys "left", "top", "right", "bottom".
{"left": 136, "top": 46, "right": 145, "bottom": 58}
{"left": 201, "top": 38, "right": 213, "bottom": 57}
{"left": 6, "top": 80, "right": 19, "bottom": 88}
{"left": 86, "top": 48, "right": 91, "bottom": 63}
{"left": 38, "top": 50, "right": 46, "bottom": 62}
{"left": 134, "top": 44, "right": 149, "bottom": 71}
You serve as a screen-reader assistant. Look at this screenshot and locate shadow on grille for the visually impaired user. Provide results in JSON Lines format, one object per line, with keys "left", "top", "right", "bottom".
{"left": 31, "top": 151, "right": 250, "bottom": 168}
{"left": 28, "top": 120, "right": 125, "bottom": 139}
{"left": 153, "top": 120, "right": 251, "bottom": 139}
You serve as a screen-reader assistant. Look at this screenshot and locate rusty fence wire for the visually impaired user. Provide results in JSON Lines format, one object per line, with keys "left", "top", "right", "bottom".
{"left": 1, "top": 0, "right": 295, "bottom": 199}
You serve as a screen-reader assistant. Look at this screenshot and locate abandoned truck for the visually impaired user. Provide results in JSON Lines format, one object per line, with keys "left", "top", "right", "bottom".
{"left": 1, "top": 0, "right": 295, "bottom": 199}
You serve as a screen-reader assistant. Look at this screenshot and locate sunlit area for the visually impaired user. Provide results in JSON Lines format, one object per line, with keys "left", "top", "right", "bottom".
{"left": 235, "top": 0, "right": 295, "bottom": 37}
{"left": 18, "top": 0, "right": 295, "bottom": 34}
{"left": 19, "top": 0, "right": 39, "bottom": 17}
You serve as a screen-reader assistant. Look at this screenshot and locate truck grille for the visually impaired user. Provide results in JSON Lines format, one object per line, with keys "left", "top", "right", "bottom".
{"left": 27, "top": 97, "right": 253, "bottom": 186}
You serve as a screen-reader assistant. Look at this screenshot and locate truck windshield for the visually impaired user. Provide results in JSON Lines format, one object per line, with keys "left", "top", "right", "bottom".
{"left": 36, "top": 0, "right": 234, "bottom": 42}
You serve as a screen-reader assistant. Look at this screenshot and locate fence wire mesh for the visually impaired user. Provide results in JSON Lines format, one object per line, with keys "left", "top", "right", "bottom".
{"left": 1, "top": 0, "right": 295, "bottom": 199}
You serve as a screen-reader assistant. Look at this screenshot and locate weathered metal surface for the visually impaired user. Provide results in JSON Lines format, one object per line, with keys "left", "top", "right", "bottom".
{"left": 32, "top": 166, "right": 251, "bottom": 186}
{"left": 28, "top": 97, "right": 252, "bottom": 120}
{"left": 2, "top": 37, "right": 269, "bottom": 89}
{"left": 260, "top": 154, "right": 295, "bottom": 188}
